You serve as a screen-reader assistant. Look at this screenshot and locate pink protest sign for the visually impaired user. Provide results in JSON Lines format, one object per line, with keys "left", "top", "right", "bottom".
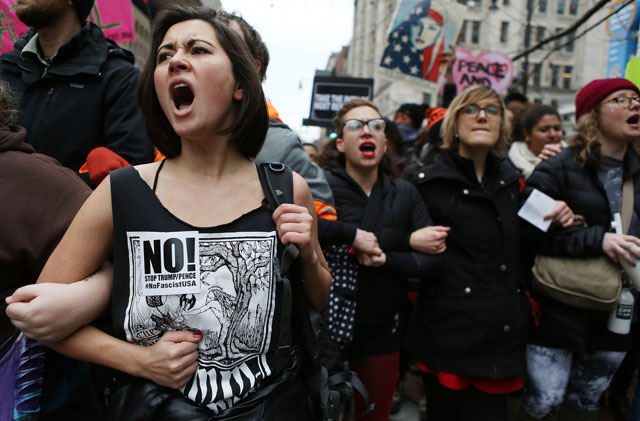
{"left": 453, "top": 47, "right": 515, "bottom": 95}
{"left": 0, "top": 0, "right": 135, "bottom": 54}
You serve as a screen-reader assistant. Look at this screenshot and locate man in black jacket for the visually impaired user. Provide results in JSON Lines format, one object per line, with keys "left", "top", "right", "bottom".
{"left": 0, "top": 0, "right": 153, "bottom": 187}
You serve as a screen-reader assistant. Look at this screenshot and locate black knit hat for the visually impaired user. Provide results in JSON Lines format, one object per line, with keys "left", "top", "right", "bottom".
{"left": 396, "top": 103, "right": 427, "bottom": 129}
{"left": 72, "top": 0, "right": 94, "bottom": 23}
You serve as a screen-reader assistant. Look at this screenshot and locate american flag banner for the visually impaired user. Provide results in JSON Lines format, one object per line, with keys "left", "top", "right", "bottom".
{"left": 377, "top": 0, "right": 466, "bottom": 96}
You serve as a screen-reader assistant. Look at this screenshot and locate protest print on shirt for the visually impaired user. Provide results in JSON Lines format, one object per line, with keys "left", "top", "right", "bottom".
{"left": 124, "top": 231, "right": 278, "bottom": 413}
{"left": 377, "top": 0, "right": 465, "bottom": 96}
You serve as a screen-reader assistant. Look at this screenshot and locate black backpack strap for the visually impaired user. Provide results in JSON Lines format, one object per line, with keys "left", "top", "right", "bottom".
{"left": 257, "top": 163, "right": 299, "bottom": 357}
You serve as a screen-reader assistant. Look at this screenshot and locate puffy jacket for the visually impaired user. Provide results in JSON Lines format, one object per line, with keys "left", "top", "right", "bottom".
{"left": 524, "top": 146, "right": 640, "bottom": 352}
{"left": 323, "top": 162, "right": 442, "bottom": 330}
{"left": 410, "top": 149, "right": 531, "bottom": 379}
{"left": 0, "top": 23, "right": 153, "bottom": 180}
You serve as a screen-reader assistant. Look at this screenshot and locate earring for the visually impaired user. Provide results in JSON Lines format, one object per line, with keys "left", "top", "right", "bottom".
{"left": 455, "top": 133, "right": 459, "bottom": 141}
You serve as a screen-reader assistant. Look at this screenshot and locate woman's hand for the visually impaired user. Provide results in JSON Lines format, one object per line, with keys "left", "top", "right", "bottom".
{"left": 356, "top": 251, "right": 387, "bottom": 267}
{"left": 272, "top": 203, "right": 314, "bottom": 258}
{"left": 603, "top": 233, "right": 640, "bottom": 264}
{"left": 410, "top": 226, "right": 450, "bottom": 254}
{"left": 7, "top": 283, "right": 84, "bottom": 342}
{"left": 352, "top": 228, "right": 382, "bottom": 256}
{"left": 544, "top": 201, "right": 574, "bottom": 228}
{"left": 134, "top": 331, "right": 201, "bottom": 389}
{"left": 538, "top": 143, "right": 563, "bottom": 160}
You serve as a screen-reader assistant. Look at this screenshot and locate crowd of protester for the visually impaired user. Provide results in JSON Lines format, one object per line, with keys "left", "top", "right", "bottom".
{"left": 3, "top": 1, "right": 640, "bottom": 421}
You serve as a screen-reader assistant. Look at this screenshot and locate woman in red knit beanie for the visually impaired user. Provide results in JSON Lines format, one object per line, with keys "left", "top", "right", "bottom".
{"left": 521, "top": 78, "right": 640, "bottom": 420}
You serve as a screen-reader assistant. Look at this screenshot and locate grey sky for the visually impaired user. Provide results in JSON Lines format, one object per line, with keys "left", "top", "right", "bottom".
{"left": 220, "top": 0, "right": 354, "bottom": 142}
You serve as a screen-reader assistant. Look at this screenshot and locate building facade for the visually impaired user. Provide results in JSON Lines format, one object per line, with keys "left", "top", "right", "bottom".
{"left": 341, "top": 0, "right": 611, "bottom": 120}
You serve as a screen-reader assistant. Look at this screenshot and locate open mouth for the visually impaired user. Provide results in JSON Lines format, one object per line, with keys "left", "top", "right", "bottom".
{"left": 359, "top": 141, "right": 376, "bottom": 157}
{"left": 627, "top": 115, "right": 640, "bottom": 125}
{"left": 171, "top": 82, "right": 194, "bottom": 111}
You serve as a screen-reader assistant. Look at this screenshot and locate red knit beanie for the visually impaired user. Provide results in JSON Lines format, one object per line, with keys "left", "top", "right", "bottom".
{"left": 575, "top": 78, "right": 640, "bottom": 122}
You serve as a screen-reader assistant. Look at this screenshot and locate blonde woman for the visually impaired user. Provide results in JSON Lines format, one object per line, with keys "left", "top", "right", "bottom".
{"left": 409, "top": 85, "right": 572, "bottom": 421}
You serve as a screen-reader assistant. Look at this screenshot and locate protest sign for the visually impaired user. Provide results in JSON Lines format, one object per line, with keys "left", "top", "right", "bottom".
{"left": 452, "top": 48, "right": 515, "bottom": 95}
{"left": 606, "top": 0, "right": 640, "bottom": 78}
{"left": 377, "top": 0, "right": 465, "bottom": 96}
{"left": 303, "top": 73, "right": 374, "bottom": 128}
{"left": 0, "top": 0, "right": 135, "bottom": 54}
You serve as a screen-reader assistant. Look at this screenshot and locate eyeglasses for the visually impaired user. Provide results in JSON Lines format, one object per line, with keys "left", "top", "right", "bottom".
{"left": 601, "top": 96, "right": 640, "bottom": 109}
{"left": 342, "top": 118, "right": 386, "bottom": 133}
{"left": 460, "top": 104, "right": 502, "bottom": 118}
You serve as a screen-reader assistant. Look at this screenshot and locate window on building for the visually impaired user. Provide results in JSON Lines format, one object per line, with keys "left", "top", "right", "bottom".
{"left": 569, "top": 0, "right": 578, "bottom": 15}
{"left": 551, "top": 65, "right": 560, "bottom": 87}
{"left": 536, "top": 26, "right": 545, "bottom": 42}
{"left": 565, "top": 34, "right": 575, "bottom": 52}
{"left": 532, "top": 64, "right": 542, "bottom": 88}
{"left": 554, "top": 27, "right": 563, "bottom": 48}
{"left": 539, "top": 0, "right": 547, "bottom": 12}
{"left": 557, "top": 0, "right": 565, "bottom": 14}
{"left": 471, "top": 21, "right": 481, "bottom": 44}
{"left": 563, "top": 65, "right": 572, "bottom": 89}
{"left": 500, "top": 21, "right": 509, "bottom": 43}
{"left": 458, "top": 20, "right": 468, "bottom": 43}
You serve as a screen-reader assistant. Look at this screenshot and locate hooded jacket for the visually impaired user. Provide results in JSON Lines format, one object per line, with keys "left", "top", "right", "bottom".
{"left": 0, "top": 123, "right": 89, "bottom": 346}
{"left": 0, "top": 23, "right": 153, "bottom": 179}
{"left": 410, "top": 149, "right": 531, "bottom": 379}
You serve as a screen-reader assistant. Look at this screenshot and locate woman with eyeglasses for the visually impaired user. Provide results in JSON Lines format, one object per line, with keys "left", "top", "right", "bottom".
{"left": 315, "top": 98, "right": 446, "bottom": 421}
{"left": 521, "top": 79, "right": 640, "bottom": 420}
{"left": 508, "top": 105, "right": 565, "bottom": 178}
{"left": 408, "top": 85, "right": 573, "bottom": 421}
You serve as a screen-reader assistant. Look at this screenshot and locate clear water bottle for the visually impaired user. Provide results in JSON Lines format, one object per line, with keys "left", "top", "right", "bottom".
{"left": 608, "top": 281, "right": 634, "bottom": 335}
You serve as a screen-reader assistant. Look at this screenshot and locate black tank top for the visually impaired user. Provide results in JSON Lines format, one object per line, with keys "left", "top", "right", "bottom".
{"left": 110, "top": 165, "right": 289, "bottom": 413}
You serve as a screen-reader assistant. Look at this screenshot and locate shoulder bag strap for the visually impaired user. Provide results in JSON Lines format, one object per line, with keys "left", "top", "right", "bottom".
{"left": 621, "top": 177, "right": 634, "bottom": 234}
{"left": 257, "top": 162, "right": 299, "bottom": 357}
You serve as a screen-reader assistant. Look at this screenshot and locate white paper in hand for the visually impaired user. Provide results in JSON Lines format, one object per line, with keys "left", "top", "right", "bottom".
{"left": 518, "top": 189, "right": 558, "bottom": 232}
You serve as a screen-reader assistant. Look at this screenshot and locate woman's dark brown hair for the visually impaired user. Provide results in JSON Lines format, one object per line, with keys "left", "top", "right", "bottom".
{"left": 137, "top": 5, "right": 268, "bottom": 159}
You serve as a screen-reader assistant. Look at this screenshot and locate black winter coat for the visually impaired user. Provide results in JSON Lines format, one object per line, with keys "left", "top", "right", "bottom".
{"left": 410, "top": 149, "right": 531, "bottom": 379}
{"left": 0, "top": 23, "right": 153, "bottom": 178}
{"left": 323, "top": 162, "right": 442, "bottom": 356}
{"left": 524, "top": 147, "right": 640, "bottom": 352}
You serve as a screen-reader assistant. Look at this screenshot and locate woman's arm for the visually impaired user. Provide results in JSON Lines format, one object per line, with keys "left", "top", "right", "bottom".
{"left": 6, "top": 175, "right": 200, "bottom": 388}
{"left": 48, "top": 325, "right": 200, "bottom": 389}
{"left": 6, "top": 262, "right": 113, "bottom": 342}
{"left": 272, "top": 172, "right": 332, "bottom": 310}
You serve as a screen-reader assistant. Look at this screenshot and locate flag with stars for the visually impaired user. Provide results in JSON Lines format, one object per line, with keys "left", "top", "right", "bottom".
{"left": 377, "top": 0, "right": 465, "bottom": 96}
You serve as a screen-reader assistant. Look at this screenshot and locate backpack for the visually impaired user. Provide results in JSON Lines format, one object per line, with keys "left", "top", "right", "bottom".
{"left": 257, "top": 162, "right": 373, "bottom": 421}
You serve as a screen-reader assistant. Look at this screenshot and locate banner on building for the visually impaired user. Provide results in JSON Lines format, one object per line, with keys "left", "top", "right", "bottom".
{"left": 0, "top": 0, "right": 135, "bottom": 54}
{"left": 303, "top": 74, "right": 374, "bottom": 128}
{"left": 376, "top": 0, "right": 465, "bottom": 96}
{"left": 605, "top": 0, "right": 640, "bottom": 78}
{"left": 452, "top": 48, "right": 515, "bottom": 95}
